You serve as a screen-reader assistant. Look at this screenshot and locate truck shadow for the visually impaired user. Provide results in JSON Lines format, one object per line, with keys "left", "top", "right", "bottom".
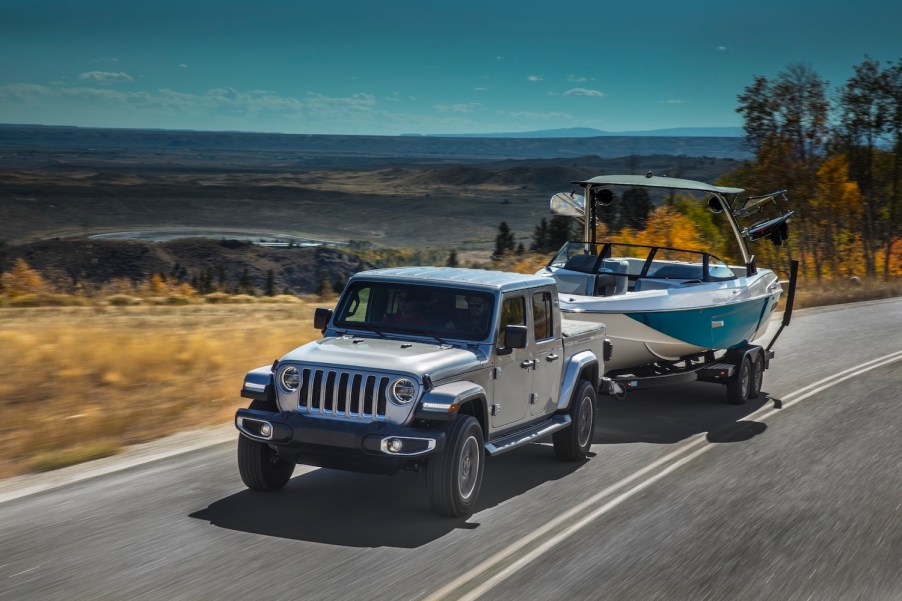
{"left": 595, "top": 380, "right": 773, "bottom": 444}
{"left": 189, "top": 443, "right": 587, "bottom": 548}
{"left": 192, "top": 382, "right": 773, "bottom": 546}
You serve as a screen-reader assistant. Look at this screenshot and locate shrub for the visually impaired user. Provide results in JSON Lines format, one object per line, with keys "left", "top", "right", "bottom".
{"left": 106, "top": 294, "right": 143, "bottom": 306}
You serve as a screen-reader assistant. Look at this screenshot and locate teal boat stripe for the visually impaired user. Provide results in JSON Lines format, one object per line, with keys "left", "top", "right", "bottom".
{"left": 625, "top": 298, "right": 769, "bottom": 349}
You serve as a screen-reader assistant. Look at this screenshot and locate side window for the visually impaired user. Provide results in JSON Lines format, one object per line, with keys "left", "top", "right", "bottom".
{"left": 499, "top": 296, "right": 526, "bottom": 347}
{"left": 532, "top": 290, "right": 553, "bottom": 341}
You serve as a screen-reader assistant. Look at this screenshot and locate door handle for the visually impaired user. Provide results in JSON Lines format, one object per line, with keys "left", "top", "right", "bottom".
{"left": 520, "top": 359, "right": 537, "bottom": 369}
{"left": 546, "top": 353, "right": 559, "bottom": 362}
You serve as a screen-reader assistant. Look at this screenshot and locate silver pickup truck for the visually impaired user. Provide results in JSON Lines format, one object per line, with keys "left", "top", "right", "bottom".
{"left": 235, "top": 267, "right": 609, "bottom": 516}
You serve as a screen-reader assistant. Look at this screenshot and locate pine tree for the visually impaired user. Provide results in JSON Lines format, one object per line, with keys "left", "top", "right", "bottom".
{"left": 446, "top": 250, "right": 459, "bottom": 267}
{"left": 492, "top": 222, "right": 516, "bottom": 260}
{"left": 531, "top": 218, "right": 549, "bottom": 252}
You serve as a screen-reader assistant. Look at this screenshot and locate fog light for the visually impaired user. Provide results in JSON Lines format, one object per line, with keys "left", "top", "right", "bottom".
{"left": 259, "top": 422, "right": 273, "bottom": 438}
{"left": 386, "top": 438, "right": 403, "bottom": 453}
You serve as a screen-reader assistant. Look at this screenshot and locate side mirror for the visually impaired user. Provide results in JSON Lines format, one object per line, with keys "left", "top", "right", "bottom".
{"left": 707, "top": 196, "right": 724, "bottom": 214}
{"left": 313, "top": 307, "right": 333, "bottom": 330}
{"left": 503, "top": 325, "right": 528, "bottom": 350}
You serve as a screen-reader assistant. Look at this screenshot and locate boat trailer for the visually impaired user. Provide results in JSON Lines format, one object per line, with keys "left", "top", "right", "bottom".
{"left": 601, "top": 260, "right": 799, "bottom": 405}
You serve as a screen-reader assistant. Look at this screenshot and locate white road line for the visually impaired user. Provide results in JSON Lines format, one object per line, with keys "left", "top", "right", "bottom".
{"left": 423, "top": 349, "right": 902, "bottom": 601}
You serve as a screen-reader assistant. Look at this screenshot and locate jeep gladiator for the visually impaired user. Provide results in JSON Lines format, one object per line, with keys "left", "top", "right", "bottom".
{"left": 235, "top": 267, "right": 609, "bottom": 516}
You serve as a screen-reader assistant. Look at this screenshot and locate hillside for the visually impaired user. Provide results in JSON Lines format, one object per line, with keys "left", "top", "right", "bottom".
{"left": 0, "top": 238, "right": 367, "bottom": 295}
{"left": 0, "top": 125, "right": 746, "bottom": 292}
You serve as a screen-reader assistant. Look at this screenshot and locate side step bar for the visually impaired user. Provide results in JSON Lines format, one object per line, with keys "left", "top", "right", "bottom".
{"left": 485, "top": 414, "right": 572, "bottom": 456}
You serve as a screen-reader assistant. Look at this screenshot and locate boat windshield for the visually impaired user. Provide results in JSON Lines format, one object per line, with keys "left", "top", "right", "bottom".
{"left": 333, "top": 281, "right": 495, "bottom": 342}
{"left": 548, "top": 241, "right": 736, "bottom": 281}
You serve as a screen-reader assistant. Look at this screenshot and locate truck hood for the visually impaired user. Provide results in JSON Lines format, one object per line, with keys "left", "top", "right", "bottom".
{"left": 280, "top": 336, "right": 485, "bottom": 381}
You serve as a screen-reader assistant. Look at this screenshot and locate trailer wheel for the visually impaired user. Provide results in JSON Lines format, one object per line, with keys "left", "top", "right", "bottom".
{"left": 553, "top": 381, "right": 596, "bottom": 461}
{"left": 237, "top": 399, "right": 295, "bottom": 491}
{"left": 428, "top": 415, "right": 484, "bottom": 517}
{"left": 726, "top": 355, "right": 752, "bottom": 405}
{"left": 749, "top": 351, "right": 765, "bottom": 400}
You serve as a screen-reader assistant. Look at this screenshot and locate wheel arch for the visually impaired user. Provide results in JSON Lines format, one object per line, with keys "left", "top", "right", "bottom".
{"left": 558, "top": 351, "right": 599, "bottom": 411}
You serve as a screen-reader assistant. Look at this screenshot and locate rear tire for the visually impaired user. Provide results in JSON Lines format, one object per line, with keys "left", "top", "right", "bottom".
{"left": 726, "top": 355, "right": 752, "bottom": 405}
{"left": 428, "top": 415, "right": 484, "bottom": 517}
{"left": 237, "top": 399, "right": 295, "bottom": 491}
{"left": 749, "top": 351, "right": 765, "bottom": 400}
{"left": 553, "top": 381, "right": 596, "bottom": 461}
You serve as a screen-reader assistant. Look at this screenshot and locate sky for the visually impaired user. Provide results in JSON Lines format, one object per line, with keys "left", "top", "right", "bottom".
{"left": 1, "top": 0, "right": 901, "bottom": 136}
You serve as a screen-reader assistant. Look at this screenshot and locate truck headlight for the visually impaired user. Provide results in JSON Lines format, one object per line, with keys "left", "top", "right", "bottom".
{"left": 389, "top": 378, "right": 417, "bottom": 405}
{"left": 279, "top": 366, "right": 300, "bottom": 392}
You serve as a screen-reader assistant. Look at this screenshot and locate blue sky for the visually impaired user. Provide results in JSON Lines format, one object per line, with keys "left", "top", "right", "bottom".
{"left": 1, "top": 0, "right": 901, "bottom": 136}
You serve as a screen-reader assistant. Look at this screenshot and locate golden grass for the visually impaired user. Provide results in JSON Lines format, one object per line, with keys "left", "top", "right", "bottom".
{"left": 0, "top": 302, "right": 323, "bottom": 478}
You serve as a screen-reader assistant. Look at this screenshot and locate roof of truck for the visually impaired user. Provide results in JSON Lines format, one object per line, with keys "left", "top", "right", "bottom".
{"left": 350, "top": 266, "right": 552, "bottom": 292}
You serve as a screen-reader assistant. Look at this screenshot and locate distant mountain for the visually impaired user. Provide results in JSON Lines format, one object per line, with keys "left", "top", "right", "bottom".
{"left": 415, "top": 126, "right": 744, "bottom": 138}
{"left": 0, "top": 123, "right": 751, "bottom": 165}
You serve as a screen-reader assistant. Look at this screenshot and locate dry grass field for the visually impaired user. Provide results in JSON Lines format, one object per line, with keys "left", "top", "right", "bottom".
{"left": 0, "top": 301, "right": 324, "bottom": 478}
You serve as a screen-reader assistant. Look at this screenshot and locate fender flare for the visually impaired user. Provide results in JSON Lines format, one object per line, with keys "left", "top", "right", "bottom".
{"left": 415, "top": 381, "right": 487, "bottom": 424}
{"left": 558, "top": 350, "right": 599, "bottom": 411}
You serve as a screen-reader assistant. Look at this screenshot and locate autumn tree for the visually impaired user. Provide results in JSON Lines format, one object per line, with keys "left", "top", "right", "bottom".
{"left": 736, "top": 63, "right": 830, "bottom": 278}
{"left": 0, "top": 258, "right": 49, "bottom": 297}
{"left": 813, "top": 155, "right": 863, "bottom": 278}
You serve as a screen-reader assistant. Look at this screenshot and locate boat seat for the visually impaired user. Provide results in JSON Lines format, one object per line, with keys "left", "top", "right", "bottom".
{"left": 650, "top": 264, "right": 704, "bottom": 280}
{"left": 594, "top": 259, "right": 629, "bottom": 296}
{"left": 562, "top": 254, "right": 599, "bottom": 273}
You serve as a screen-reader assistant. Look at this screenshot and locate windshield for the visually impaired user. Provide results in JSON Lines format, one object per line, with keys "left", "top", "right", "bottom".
{"left": 334, "top": 281, "right": 495, "bottom": 342}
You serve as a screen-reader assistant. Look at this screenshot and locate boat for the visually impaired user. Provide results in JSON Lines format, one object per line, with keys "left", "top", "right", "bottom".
{"left": 537, "top": 174, "right": 794, "bottom": 376}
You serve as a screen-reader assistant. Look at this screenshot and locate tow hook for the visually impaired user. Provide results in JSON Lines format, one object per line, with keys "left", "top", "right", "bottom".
{"left": 603, "top": 378, "right": 626, "bottom": 400}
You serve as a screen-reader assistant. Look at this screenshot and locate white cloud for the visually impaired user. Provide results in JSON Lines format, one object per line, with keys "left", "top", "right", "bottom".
{"left": 178, "top": 64, "right": 189, "bottom": 69}
{"left": 564, "top": 88, "right": 604, "bottom": 97}
{"left": 717, "top": 46, "right": 727, "bottom": 51}
{"left": 434, "top": 102, "right": 482, "bottom": 113}
{"left": 661, "top": 98, "right": 687, "bottom": 104}
{"left": 528, "top": 75, "right": 543, "bottom": 82}
{"left": 567, "top": 75, "right": 591, "bottom": 83}
{"left": 78, "top": 71, "right": 134, "bottom": 84}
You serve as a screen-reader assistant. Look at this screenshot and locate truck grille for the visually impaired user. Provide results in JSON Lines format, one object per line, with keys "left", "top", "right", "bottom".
{"left": 297, "top": 368, "right": 389, "bottom": 420}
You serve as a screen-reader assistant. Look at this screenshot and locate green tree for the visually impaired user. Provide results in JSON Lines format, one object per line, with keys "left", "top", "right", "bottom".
{"left": 546, "top": 216, "right": 574, "bottom": 251}
{"left": 530, "top": 218, "right": 549, "bottom": 252}
{"left": 264, "top": 269, "right": 275, "bottom": 296}
{"left": 620, "top": 187, "right": 653, "bottom": 231}
{"left": 446, "top": 249, "right": 459, "bottom": 267}
{"left": 492, "top": 222, "right": 515, "bottom": 260}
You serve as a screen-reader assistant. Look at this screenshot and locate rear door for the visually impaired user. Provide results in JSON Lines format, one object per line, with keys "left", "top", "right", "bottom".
{"left": 529, "top": 288, "right": 563, "bottom": 416}
{"left": 490, "top": 293, "right": 532, "bottom": 429}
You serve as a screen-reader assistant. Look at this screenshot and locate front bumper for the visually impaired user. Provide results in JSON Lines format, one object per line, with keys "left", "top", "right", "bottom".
{"left": 235, "top": 408, "right": 447, "bottom": 474}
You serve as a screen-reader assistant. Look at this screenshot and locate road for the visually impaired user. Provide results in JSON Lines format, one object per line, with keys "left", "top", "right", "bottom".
{"left": 2, "top": 298, "right": 901, "bottom": 601}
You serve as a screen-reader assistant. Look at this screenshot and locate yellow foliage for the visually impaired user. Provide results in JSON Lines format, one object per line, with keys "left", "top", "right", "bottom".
{"left": 0, "top": 258, "right": 49, "bottom": 297}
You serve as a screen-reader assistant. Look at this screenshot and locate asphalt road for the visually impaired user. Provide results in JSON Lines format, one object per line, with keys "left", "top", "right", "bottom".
{"left": 2, "top": 298, "right": 901, "bottom": 601}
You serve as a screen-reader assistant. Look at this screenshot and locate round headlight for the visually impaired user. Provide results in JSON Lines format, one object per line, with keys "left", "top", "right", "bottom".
{"left": 280, "top": 366, "right": 300, "bottom": 392}
{"left": 390, "top": 378, "right": 417, "bottom": 404}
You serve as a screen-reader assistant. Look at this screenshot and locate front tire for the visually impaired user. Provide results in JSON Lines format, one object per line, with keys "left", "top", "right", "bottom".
{"left": 428, "top": 415, "right": 484, "bottom": 517}
{"left": 237, "top": 399, "right": 295, "bottom": 491}
{"left": 553, "top": 381, "right": 596, "bottom": 461}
